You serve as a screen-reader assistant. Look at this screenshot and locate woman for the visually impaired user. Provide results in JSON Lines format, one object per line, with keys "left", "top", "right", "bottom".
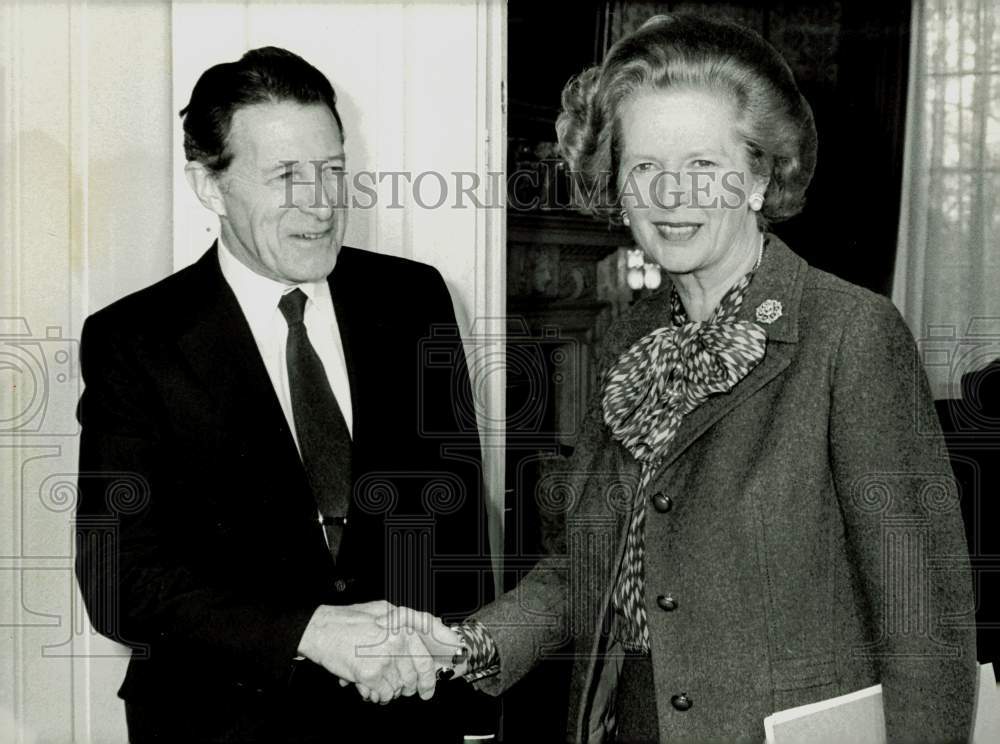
{"left": 455, "top": 13, "right": 977, "bottom": 744}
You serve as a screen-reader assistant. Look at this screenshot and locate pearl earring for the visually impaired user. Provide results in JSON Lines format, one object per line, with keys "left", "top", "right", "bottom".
{"left": 620, "top": 208, "right": 631, "bottom": 227}
{"left": 748, "top": 193, "right": 764, "bottom": 212}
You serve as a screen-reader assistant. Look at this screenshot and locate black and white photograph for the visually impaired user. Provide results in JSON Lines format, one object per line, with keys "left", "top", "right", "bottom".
{"left": 1, "top": 1, "right": 999, "bottom": 742}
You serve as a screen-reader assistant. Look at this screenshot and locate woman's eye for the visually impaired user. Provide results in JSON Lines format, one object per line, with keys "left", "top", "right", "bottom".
{"left": 633, "top": 162, "right": 657, "bottom": 173}
{"left": 692, "top": 159, "right": 717, "bottom": 169}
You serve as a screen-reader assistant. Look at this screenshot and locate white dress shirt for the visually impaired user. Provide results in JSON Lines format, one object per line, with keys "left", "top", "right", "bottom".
{"left": 217, "top": 239, "right": 354, "bottom": 445}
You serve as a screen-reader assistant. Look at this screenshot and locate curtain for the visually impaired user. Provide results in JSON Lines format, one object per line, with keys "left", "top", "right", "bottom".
{"left": 894, "top": 0, "right": 1000, "bottom": 400}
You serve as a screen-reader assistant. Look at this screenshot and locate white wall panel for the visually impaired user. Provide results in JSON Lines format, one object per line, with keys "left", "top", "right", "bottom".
{"left": 2, "top": 2, "right": 178, "bottom": 742}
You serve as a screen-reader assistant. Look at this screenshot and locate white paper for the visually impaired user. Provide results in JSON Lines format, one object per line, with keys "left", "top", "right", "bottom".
{"left": 764, "top": 663, "right": 1000, "bottom": 744}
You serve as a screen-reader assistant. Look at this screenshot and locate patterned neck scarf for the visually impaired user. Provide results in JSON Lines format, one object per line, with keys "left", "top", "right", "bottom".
{"left": 602, "top": 261, "right": 768, "bottom": 652}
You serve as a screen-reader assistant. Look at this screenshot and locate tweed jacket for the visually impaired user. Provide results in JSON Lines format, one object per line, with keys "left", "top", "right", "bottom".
{"left": 473, "top": 236, "right": 977, "bottom": 743}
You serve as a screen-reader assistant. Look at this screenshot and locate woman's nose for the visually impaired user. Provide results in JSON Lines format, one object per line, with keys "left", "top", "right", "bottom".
{"left": 652, "top": 170, "right": 688, "bottom": 210}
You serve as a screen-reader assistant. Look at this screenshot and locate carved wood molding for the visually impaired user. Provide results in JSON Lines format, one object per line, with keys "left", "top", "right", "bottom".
{"left": 508, "top": 212, "right": 632, "bottom": 248}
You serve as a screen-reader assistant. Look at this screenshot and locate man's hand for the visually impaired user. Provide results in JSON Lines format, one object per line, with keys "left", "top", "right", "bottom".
{"left": 297, "top": 601, "right": 439, "bottom": 704}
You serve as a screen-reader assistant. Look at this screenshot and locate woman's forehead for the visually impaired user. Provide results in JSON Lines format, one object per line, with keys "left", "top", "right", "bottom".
{"left": 619, "top": 87, "right": 742, "bottom": 158}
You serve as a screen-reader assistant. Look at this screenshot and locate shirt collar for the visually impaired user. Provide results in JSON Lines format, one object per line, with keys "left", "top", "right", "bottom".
{"left": 217, "top": 237, "right": 332, "bottom": 328}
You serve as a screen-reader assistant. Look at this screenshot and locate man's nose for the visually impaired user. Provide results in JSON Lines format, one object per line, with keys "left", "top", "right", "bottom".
{"left": 298, "top": 193, "right": 334, "bottom": 220}
{"left": 288, "top": 165, "right": 343, "bottom": 218}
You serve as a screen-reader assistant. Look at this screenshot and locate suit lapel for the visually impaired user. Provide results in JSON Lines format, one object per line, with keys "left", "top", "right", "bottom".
{"left": 653, "top": 345, "right": 794, "bottom": 473}
{"left": 329, "top": 246, "right": 402, "bottom": 447}
{"left": 173, "top": 245, "right": 311, "bottom": 506}
{"left": 328, "top": 247, "right": 365, "bottom": 435}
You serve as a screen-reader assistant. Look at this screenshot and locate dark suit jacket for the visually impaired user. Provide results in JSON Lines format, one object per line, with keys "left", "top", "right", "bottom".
{"left": 75, "top": 244, "right": 494, "bottom": 742}
{"left": 473, "top": 236, "right": 977, "bottom": 743}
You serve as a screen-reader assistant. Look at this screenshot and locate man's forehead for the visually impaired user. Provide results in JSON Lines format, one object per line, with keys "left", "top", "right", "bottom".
{"left": 228, "top": 101, "right": 344, "bottom": 167}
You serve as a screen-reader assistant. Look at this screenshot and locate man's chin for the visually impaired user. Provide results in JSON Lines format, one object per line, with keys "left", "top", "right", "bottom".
{"left": 277, "top": 244, "right": 340, "bottom": 283}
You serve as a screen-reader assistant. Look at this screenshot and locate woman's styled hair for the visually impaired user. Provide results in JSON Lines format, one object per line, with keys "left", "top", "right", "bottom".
{"left": 556, "top": 14, "right": 817, "bottom": 225}
{"left": 179, "top": 46, "right": 344, "bottom": 174}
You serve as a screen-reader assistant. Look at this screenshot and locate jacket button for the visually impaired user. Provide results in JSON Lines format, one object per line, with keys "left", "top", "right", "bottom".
{"left": 651, "top": 493, "right": 673, "bottom": 513}
{"left": 671, "top": 693, "right": 692, "bottom": 711}
{"left": 656, "top": 594, "right": 677, "bottom": 611}
{"left": 333, "top": 579, "right": 348, "bottom": 593}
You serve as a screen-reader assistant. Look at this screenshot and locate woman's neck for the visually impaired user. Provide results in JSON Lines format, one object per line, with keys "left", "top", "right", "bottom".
{"left": 671, "top": 230, "right": 763, "bottom": 321}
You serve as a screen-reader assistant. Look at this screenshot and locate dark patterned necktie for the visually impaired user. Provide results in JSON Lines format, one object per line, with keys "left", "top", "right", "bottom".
{"left": 278, "top": 288, "right": 352, "bottom": 560}
{"left": 602, "top": 272, "right": 767, "bottom": 652}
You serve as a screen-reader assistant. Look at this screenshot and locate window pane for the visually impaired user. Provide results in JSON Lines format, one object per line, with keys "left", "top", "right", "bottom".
{"left": 988, "top": 74, "right": 1000, "bottom": 168}
{"left": 926, "top": 0, "right": 992, "bottom": 73}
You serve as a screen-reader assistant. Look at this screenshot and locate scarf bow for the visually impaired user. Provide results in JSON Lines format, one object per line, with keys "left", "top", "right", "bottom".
{"left": 603, "top": 275, "right": 767, "bottom": 470}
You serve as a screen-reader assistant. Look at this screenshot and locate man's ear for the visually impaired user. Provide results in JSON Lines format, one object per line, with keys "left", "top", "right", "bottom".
{"left": 185, "top": 161, "right": 228, "bottom": 217}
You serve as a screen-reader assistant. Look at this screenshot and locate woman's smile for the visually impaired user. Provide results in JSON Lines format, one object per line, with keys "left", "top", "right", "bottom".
{"left": 652, "top": 221, "right": 702, "bottom": 241}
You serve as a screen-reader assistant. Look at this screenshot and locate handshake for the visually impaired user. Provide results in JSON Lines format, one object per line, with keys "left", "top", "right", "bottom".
{"left": 297, "top": 600, "right": 469, "bottom": 704}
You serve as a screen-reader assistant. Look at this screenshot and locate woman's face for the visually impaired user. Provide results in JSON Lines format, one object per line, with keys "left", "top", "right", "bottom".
{"left": 618, "top": 87, "right": 767, "bottom": 281}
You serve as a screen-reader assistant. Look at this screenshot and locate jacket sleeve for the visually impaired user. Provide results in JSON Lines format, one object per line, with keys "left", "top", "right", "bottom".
{"left": 74, "top": 313, "right": 317, "bottom": 688}
{"left": 829, "top": 294, "right": 977, "bottom": 743}
{"left": 466, "top": 500, "right": 573, "bottom": 696}
{"left": 468, "top": 375, "right": 619, "bottom": 696}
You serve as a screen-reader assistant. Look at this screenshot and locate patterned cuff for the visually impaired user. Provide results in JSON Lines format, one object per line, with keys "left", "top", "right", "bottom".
{"left": 451, "top": 620, "right": 500, "bottom": 682}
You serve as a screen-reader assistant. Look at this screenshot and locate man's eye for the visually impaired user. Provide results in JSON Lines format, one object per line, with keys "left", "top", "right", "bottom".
{"left": 633, "top": 162, "right": 657, "bottom": 173}
{"left": 692, "top": 159, "right": 717, "bottom": 169}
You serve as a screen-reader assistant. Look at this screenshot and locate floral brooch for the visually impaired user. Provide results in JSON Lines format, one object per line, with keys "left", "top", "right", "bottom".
{"left": 755, "top": 299, "right": 783, "bottom": 325}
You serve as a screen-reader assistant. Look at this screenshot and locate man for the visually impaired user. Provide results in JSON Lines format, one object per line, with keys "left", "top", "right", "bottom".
{"left": 75, "top": 47, "right": 493, "bottom": 742}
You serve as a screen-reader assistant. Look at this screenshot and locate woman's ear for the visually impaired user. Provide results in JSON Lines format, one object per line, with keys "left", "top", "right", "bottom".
{"left": 747, "top": 174, "right": 770, "bottom": 212}
{"left": 755, "top": 174, "right": 771, "bottom": 199}
{"left": 185, "top": 161, "right": 228, "bottom": 217}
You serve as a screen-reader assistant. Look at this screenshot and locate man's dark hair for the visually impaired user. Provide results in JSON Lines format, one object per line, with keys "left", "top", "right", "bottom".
{"left": 179, "top": 46, "right": 345, "bottom": 173}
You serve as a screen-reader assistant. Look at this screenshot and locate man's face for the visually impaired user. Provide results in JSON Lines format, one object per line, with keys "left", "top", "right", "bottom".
{"left": 217, "top": 100, "right": 347, "bottom": 284}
